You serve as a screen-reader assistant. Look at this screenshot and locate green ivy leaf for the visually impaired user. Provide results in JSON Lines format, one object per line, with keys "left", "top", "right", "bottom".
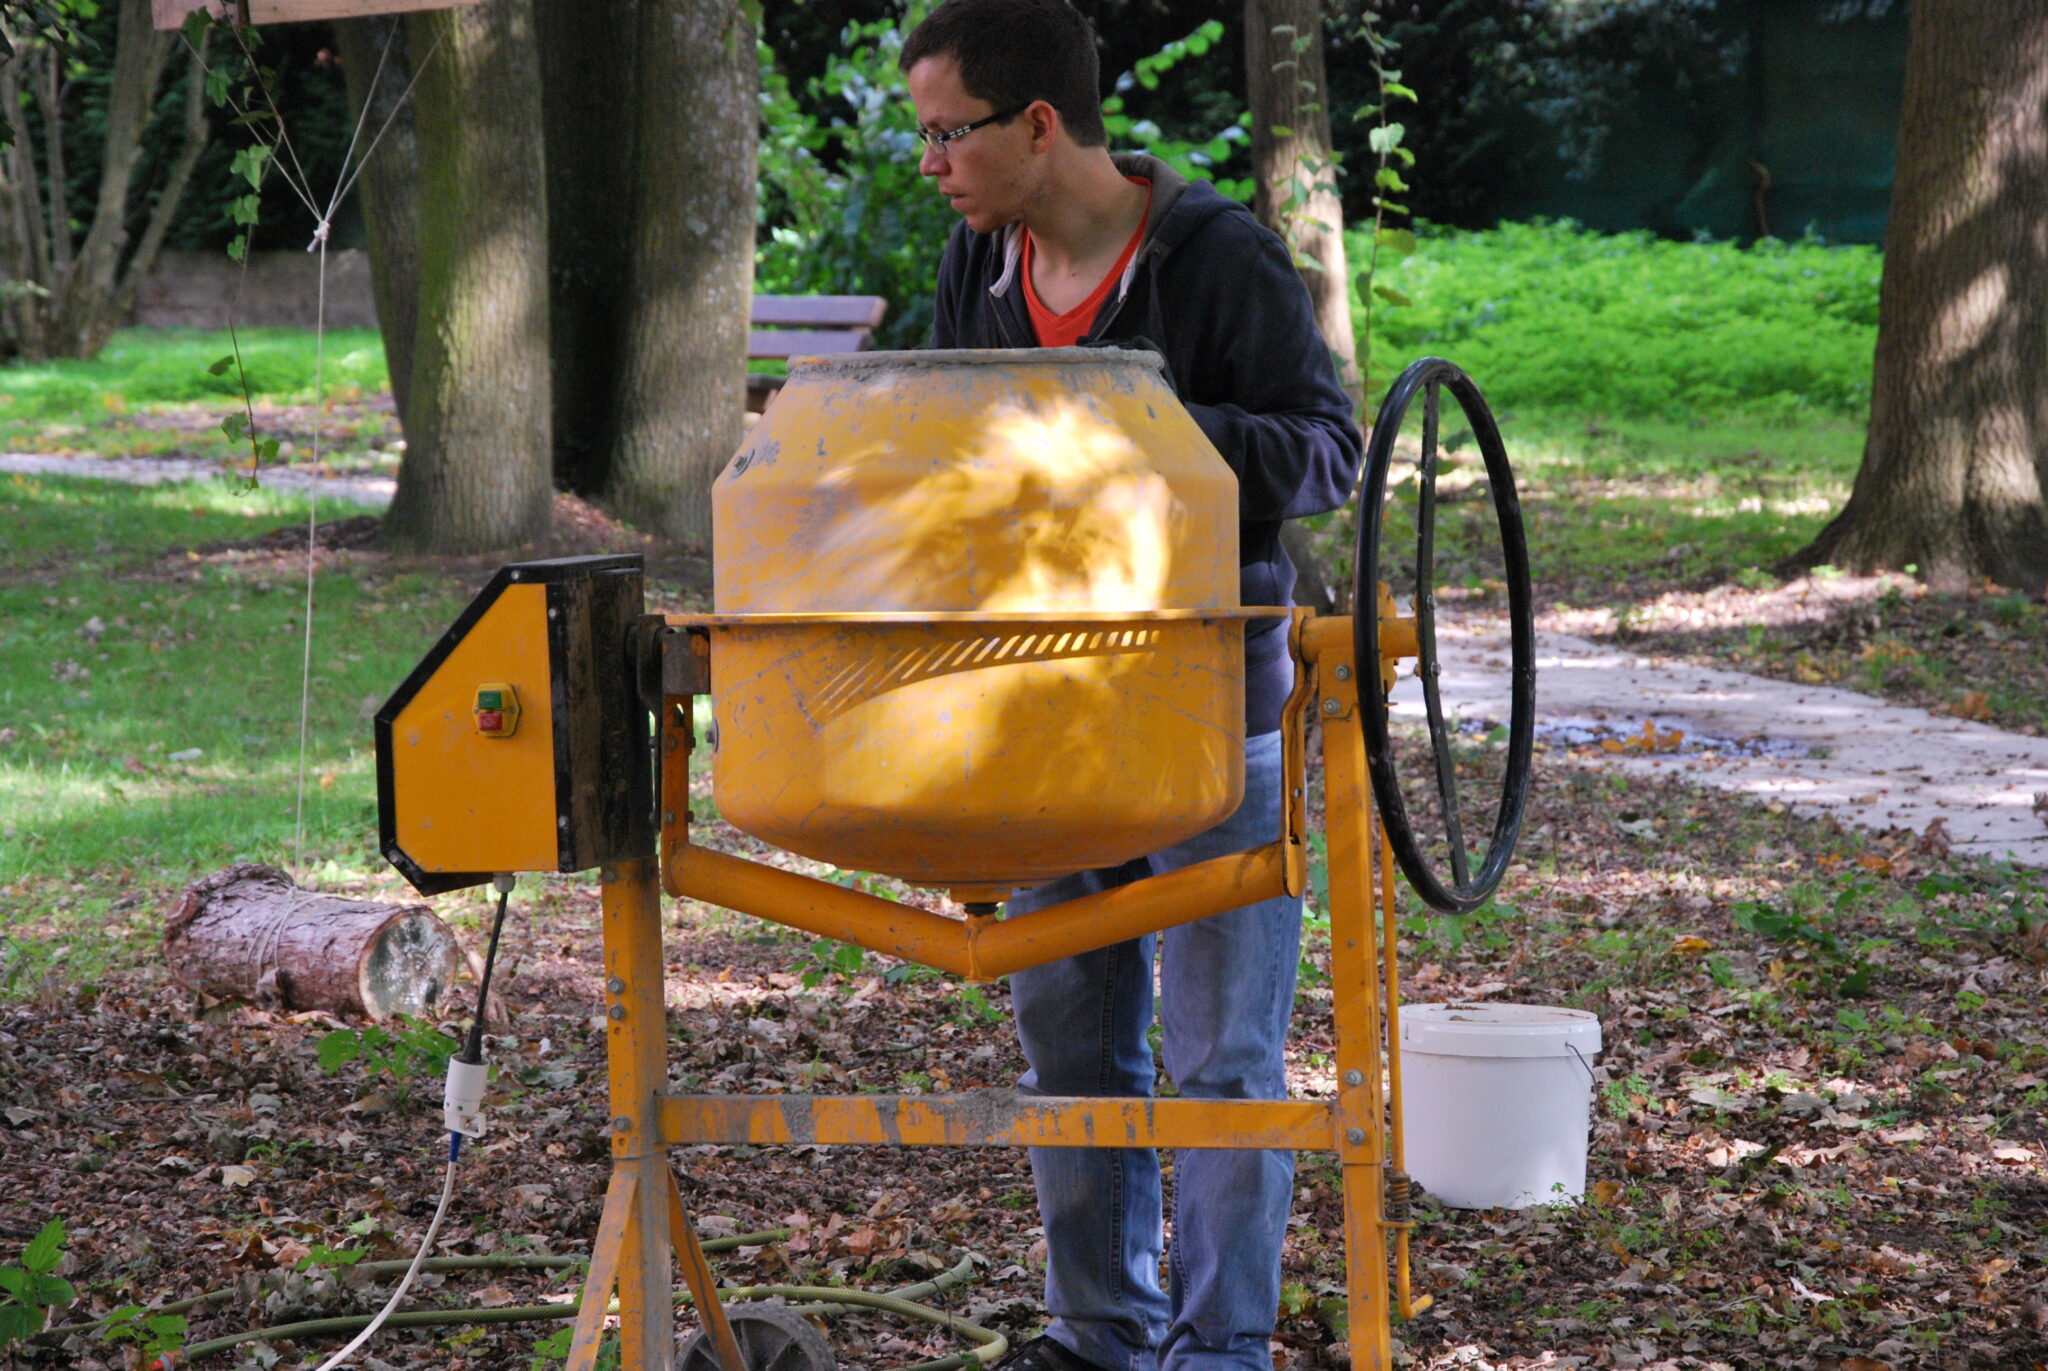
{"left": 227, "top": 235, "right": 248, "bottom": 262}
{"left": 205, "top": 65, "right": 231, "bottom": 106}
{"left": 207, "top": 354, "right": 235, "bottom": 377}
{"left": 229, "top": 194, "right": 261, "bottom": 226}
{"left": 1374, "top": 227, "right": 1418, "bottom": 258}
{"left": 1384, "top": 80, "right": 1418, "bottom": 102}
{"left": 221, "top": 413, "right": 250, "bottom": 442}
{"left": 1367, "top": 122, "right": 1406, "bottom": 155}
{"left": 1375, "top": 167, "right": 1408, "bottom": 192}
{"left": 255, "top": 435, "right": 282, "bottom": 466}
{"left": 0, "top": 1266, "right": 29, "bottom": 1299}
{"left": 1372, "top": 283, "right": 1413, "bottom": 308}
{"left": 230, "top": 143, "right": 272, "bottom": 191}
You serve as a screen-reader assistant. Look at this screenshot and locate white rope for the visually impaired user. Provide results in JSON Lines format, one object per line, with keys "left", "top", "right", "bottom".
{"left": 322, "top": 17, "right": 399, "bottom": 222}
{"left": 322, "top": 20, "right": 449, "bottom": 221}
{"left": 227, "top": 21, "right": 325, "bottom": 227}
{"left": 285, "top": 15, "right": 445, "bottom": 879}
{"left": 291, "top": 226, "right": 325, "bottom": 879}
{"left": 175, "top": 34, "right": 324, "bottom": 228}
{"left": 245, "top": 886, "right": 321, "bottom": 995}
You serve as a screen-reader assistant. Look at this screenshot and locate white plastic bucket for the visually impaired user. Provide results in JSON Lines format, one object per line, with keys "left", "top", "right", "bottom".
{"left": 1397, "top": 1002, "right": 1603, "bottom": 1209}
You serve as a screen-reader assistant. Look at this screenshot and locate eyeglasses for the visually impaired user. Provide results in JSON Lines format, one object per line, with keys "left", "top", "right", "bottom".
{"left": 914, "top": 104, "right": 1029, "bottom": 153}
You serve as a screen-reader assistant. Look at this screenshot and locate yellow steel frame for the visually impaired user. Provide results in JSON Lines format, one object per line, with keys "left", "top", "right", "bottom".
{"left": 568, "top": 607, "right": 1430, "bottom": 1371}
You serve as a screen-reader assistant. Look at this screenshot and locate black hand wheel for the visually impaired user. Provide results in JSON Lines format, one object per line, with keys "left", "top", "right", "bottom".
{"left": 1354, "top": 357, "right": 1536, "bottom": 915}
{"left": 677, "top": 1304, "right": 837, "bottom": 1371}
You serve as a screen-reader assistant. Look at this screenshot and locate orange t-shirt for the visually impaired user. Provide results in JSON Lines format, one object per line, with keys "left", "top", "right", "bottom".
{"left": 1023, "top": 179, "right": 1152, "bottom": 347}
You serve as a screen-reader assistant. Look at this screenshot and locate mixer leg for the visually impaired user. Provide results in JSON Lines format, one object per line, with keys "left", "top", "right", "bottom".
{"left": 1317, "top": 648, "right": 1396, "bottom": 1371}
{"left": 562, "top": 860, "right": 680, "bottom": 1371}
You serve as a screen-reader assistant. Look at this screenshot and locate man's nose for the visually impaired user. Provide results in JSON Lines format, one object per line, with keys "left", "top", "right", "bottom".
{"left": 918, "top": 142, "right": 947, "bottom": 176}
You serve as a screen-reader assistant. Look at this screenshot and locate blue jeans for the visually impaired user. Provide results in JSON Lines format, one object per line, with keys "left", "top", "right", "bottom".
{"left": 1007, "top": 730, "right": 1301, "bottom": 1371}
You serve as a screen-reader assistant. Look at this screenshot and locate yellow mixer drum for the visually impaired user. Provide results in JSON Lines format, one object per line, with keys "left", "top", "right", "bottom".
{"left": 710, "top": 347, "right": 1249, "bottom": 892}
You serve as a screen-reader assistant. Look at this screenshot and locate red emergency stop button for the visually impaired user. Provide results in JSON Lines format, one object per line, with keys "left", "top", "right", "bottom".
{"left": 474, "top": 683, "right": 521, "bottom": 738}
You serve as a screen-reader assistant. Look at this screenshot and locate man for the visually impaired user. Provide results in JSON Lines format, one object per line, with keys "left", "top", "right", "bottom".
{"left": 899, "top": 4, "right": 1362, "bottom": 1371}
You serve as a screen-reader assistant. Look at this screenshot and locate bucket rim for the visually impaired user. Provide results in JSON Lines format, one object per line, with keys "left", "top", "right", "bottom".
{"left": 1398, "top": 1000, "right": 1603, "bottom": 1058}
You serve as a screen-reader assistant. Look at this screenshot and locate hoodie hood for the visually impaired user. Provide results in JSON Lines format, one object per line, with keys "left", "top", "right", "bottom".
{"left": 986, "top": 153, "right": 1245, "bottom": 306}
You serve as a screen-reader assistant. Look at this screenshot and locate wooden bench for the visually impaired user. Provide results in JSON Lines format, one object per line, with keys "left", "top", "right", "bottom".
{"left": 748, "top": 295, "right": 889, "bottom": 412}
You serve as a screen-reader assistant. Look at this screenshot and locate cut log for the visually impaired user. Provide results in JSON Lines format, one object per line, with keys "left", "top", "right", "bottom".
{"left": 164, "top": 864, "right": 463, "bottom": 1021}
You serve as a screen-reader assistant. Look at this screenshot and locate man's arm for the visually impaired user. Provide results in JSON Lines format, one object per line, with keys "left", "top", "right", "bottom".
{"left": 1174, "top": 224, "right": 1363, "bottom": 523}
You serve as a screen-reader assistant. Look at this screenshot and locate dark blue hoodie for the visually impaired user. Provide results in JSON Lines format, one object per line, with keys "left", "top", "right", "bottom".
{"left": 930, "top": 153, "right": 1363, "bottom": 734}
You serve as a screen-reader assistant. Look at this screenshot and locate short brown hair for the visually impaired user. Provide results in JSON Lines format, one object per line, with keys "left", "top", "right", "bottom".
{"left": 899, "top": 0, "right": 1107, "bottom": 148}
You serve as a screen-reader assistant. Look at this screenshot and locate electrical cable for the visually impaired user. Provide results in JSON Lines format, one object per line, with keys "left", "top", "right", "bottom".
{"left": 150, "top": 1251, "right": 1003, "bottom": 1368}
{"left": 303, "top": 1154, "right": 458, "bottom": 1371}
{"left": 107, "top": 868, "right": 1010, "bottom": 1371}
{"left": 297, "top": 876, "right": 513, "bottom": 1371}
{"left": 52, "top": 1235, "right": 797, "bottom": 1344}
{"left": 462, "top": 880, "right": 513, "bottom": 1066}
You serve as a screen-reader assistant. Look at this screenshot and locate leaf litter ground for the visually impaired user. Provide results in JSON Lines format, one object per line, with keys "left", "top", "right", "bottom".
{"left": 1, "top": 463, "right": 2045, "bottom": 1370}
{"left": 4, "top": 725, "right": 2046, "bottom": 1371}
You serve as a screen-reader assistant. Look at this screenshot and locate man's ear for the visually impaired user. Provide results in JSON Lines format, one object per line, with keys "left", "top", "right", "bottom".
{"left": 1026, "top": 100, "right": 1060, "bottom": 152}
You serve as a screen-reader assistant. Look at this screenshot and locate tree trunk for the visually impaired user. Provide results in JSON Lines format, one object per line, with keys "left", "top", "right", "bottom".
{"left": 0, "top": 1, "right": 205, "bottom": 360}
{"left": 535, "top": 0, "right": 638, "bottom": 496}
{"left": 164, "top": 864, "right": 462, "bottom": 1021}
{"left": 379, "top": 0, "right": 554, "bottom": 554}
{"left": 1246, "top": 0, "right": 1357, "bottom": 397}
{"left": 601, "top": 0, "right": 756, "bottom": 544}
{"left": 335, "top": 14, "right": 419, "bottom": 428}
{"left": 110, "top": 29, "right": 210, "bottom": 339}
{"left": 1797, "top": 0, "right": 2048, "bottom": 595}
{"left": 1247, "top": 0, "right": 1352, "bottom": 613}
{"left": 46, "top": 0, "right": 174, "bottom": 356}
{"left": 0, "top": 38, "right": 55, "bottom": 354}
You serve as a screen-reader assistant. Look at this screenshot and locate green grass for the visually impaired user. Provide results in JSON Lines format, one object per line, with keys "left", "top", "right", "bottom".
{"left": 0, "top": 474, "right": 466, "bottom": 994}
{"left": 1488, "top": 408, "right": 1864, "bottom": 593}
{"left": 0, "top": 327, "right": 390, "bottom": 420}
{"left": 1299, "top": 404, "right": 1865, "bottom": 604}
{"left": 1352, "top": 220, "right": 1881, "bottom": 421}
{"left": 1310, "top": 221, "right": 1882, "bottom": 598}
{"left": 0, "top": 327, "right": 397, "bottom": 464}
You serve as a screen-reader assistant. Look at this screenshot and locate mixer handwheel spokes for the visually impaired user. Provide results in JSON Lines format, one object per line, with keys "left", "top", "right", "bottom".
{"left": 1354, "top": 357, "right": 1536, "bottom": 915}
{"left": 677, "top": 1304, "right": 836, "bottom": 1371}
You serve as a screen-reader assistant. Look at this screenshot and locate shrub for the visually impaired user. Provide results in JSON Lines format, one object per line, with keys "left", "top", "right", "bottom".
{"left": 1351, "top": 219, "right": 1882, "bottom": 420}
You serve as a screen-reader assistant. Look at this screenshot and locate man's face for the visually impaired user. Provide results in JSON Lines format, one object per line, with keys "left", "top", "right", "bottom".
{"left": 906, "top": 54, "right": 1040, "bottom": 234}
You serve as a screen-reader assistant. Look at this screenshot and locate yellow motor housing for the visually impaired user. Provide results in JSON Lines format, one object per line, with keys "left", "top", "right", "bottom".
{"left": 376, "top": 555, "right": 653, "bottom": 894}
{"left": 710, "top": 347, "right": 1249, "bottom": 890}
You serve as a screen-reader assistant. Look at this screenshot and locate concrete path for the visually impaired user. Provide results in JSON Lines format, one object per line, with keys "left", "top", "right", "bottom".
{"left": 0, "top": 451, "right": 394, "bottom": 508}
{"left": 12, "top": 450, "right": 2047, "bottom": 867}
{"left": 1415, "top": 623, "right": 2048, "bottom": 869}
